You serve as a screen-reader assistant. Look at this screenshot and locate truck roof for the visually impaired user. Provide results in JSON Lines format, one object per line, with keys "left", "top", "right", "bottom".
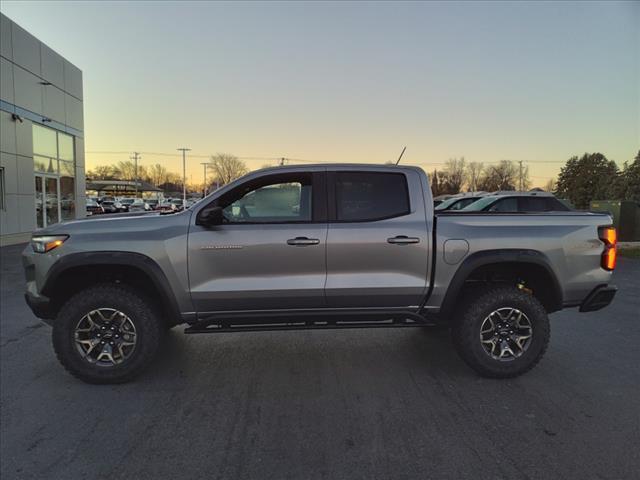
{"left": 256, "top": 163, "right": 425, "bottom": 173}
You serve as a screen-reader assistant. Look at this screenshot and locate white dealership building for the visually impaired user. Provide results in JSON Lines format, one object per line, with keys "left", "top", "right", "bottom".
{"left": 1, "top": 13, "right": 85, "bottom": 246}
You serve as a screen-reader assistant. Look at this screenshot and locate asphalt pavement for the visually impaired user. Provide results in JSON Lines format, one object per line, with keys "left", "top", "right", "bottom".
{"left": 1, "top": 243, "right": 639, "bottom": 480}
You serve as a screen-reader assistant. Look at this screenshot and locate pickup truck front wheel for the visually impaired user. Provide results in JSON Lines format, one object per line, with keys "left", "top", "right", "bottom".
{"left": 52, "top": 284, "right": 162, "bottom": 384}
{"left": 452, "top": 286, "right": 550, "bottom": 378}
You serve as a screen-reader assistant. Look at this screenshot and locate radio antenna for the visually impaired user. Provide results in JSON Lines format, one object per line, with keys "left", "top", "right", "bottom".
{"left": 395, "top": 146, "right": 407, "bottom": 165}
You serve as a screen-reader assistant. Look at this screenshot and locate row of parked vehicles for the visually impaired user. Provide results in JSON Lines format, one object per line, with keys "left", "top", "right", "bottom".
{"left": 85, "top": 196, "right": 198, "bottom": 216}
{"left": 433, "top": 190, "right": 571, "bottom": 213}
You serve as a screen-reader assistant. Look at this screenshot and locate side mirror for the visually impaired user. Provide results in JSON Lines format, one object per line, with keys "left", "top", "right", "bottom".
{"left": 197, "top": 206, "right": 224, "bottom": 226}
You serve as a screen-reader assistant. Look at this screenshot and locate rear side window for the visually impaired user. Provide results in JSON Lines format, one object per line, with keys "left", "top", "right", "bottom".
{"left": 334, "top": 172, "right": 410, "bottom": 221}
{"left": 518, "top": 197, "right": 571, "bottom": 212}
{"left": 547, "top": 198, "right": 570, "bottom": 211}
{"left": 518, "top": 197, "right": 548, "bottom": 212}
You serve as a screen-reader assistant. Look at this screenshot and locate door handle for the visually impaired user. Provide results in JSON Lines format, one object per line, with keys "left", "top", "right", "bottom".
{"left": 287, "top": 237, "right": 320, "bottom": 246}
{"left": 387, "top": 235, "right": 420, "bottom": 245}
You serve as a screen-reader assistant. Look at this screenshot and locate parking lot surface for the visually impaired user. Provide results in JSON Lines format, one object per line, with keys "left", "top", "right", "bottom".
{"left": 1, "top": 243, "right": 639, "bottom": 479}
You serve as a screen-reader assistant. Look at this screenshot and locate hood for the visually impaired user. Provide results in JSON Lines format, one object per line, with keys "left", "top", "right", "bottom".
{"left": 36, "top": 210, "right": 189, "bottom": 236}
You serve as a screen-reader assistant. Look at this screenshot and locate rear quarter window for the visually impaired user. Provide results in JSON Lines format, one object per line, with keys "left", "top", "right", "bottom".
{"left": 334, "top": 172, "right": 410, "bottom": 221}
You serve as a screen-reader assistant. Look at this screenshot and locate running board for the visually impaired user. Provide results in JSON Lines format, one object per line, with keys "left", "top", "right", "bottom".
{"left": 184, "top": 315, "right": 435, "bottom": 335}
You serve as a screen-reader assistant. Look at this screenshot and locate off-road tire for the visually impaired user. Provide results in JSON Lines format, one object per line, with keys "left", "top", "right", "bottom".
{"left": 451, "top": 286, "right": 550, "bottom": 378}
{"left": 52, "top": 284, "right": 162, "bottom": 384}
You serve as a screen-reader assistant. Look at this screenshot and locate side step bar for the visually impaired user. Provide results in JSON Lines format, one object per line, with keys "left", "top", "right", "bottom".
{"left": 184, "top": 315, "right": 436, "bottom": 335}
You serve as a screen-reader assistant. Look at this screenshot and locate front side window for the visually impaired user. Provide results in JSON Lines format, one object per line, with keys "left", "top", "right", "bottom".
{"left": 488, "top": 197, "right": 518, "bottom": 212}
{"left": 220, "top": 175, "right": 312, "bottom": 223}
{"left": 334, "top": 172, "right": 410, "bottom": 221}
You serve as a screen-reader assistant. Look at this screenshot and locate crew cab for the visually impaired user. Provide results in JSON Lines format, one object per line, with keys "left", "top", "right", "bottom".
{"left": 23, "top": 165, "right": 617, "bottom": 383}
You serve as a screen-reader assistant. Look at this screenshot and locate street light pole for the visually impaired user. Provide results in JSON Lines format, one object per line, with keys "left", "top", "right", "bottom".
{"left": 200, "top": 162, "right": 208, "bottom": 196}
{"left": 177, "top": 148, "right": 191, "bottom": 205}
{"left": 131, "top": 152, "right": 141, "bottom": 197}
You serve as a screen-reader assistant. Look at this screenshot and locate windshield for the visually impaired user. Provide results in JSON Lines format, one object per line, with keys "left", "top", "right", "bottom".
{"left": 435, "top": 197, "right": 462, "bottom": 210}
{"left": 435, "top": 196, "right": 482, "bottom": 211}
{"left": 460, "top": 196, "right": 500, "bottom": 211}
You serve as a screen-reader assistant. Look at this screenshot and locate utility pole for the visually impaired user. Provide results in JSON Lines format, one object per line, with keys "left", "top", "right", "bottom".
{"left": 200, "top": 162, "right": 209, "bottom": 196}
{"left": 177, "top": 148, "right": 191, "bottom": 205}
{"left": 518, "top": 160, "right": 523, "bottom": 191}
{"left": 130, "top": 152, "right": 141, "bottom": 197}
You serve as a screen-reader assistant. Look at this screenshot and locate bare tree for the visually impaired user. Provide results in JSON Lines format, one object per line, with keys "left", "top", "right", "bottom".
{"left": 149, "top": 163, "right": 169, "bottom": 187}
{"left": 442, "top": 157, "right": 467, "bottom": 193}
{"left": 478, "top": 160, "right": 519, "bottom": 191}
{"left": 87, "top": 165, "right": 115, "bottom": 180}
{"left": 543, "top": 178, "right": 556, "bottom": 193}
{"left": 113, "top": 160, "right": 137, "bottom": 181}
{"left": 466, "top": 161, "right": 484, "bottom": 192}
{"left": 209, "top": 153, "right": 248, "bottom": 186}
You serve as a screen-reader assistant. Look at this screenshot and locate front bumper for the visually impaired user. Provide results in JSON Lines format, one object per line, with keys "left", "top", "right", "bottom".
{"left": 24, "top": 291, "right": 54, "bottom": 322}
{"left": 579, "top": 285, "right": 617, "bottom": 312}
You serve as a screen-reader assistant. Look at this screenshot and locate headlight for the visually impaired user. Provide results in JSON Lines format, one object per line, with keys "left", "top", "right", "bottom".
{"left": 31, "top": 235, "right": 69, "bottom": 253}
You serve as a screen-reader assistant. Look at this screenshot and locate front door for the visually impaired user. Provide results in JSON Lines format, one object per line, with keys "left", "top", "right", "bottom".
{"left": 35, "top": 174, "right": 60, "bottom": 228}
{"left": 188, "top": 171, "right": 328, "bottom": 313}
{"left": 325, "top": 169, "right": 430, "bottom": 308}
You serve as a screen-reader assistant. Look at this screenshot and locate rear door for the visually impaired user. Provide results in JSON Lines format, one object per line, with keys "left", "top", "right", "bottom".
{"left": 188, "top": 171, "right": 328, "bottom": 313}
{"left": 325, "top": 169, "right": 429, "bottom": 308}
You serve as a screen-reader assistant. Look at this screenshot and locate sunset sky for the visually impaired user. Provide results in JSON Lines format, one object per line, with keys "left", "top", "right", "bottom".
{"left": 2, "top": 1, "right": 638, "bottom": 186}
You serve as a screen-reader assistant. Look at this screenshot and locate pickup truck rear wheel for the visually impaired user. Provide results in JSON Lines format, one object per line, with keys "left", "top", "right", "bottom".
{"left": 52, "top": 284, "right": 162, "bottom": 384}
{"left": 452, "top": 286, "right": 550, "bottom": 378}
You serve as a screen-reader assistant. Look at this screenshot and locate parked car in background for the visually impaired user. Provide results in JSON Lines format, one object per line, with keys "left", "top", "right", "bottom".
{"left": 158, "top": 201, "right": 178, "bottom": 213}
{"left": 461, "top": 191, "right": 571, "bottom": 213}
{"left": 145, "top": 198, "right": 159, "bottom": 210}
{"left": 170, "top": 198, "right": 185, "bottom": 211}
{"left": 117, "top": 198, "right": 135, "bottom": 212}
{"left": 433, "top": 194, "right": 458, "bottom": 207}
{"left": 97, "top": 196, "right": 115, "bottom": 204}
{"left": 435, "top": 193, "right": 488, "bottom": 211}
{"left": 99, "top": 200, "right": 119, "bottom": 214}
{"left": 85, "top": 199, "right": 104, "bottom": 216}
{"left": 128, "top": 199, "right": 149, "bottom": 212}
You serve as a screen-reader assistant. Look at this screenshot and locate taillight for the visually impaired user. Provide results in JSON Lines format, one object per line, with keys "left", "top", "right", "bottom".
{"left": 598, "top": 226, "right": 617, "bottom": 271}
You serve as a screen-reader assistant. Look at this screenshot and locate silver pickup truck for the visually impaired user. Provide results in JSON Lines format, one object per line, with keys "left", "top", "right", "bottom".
{"left": 23, "top": 164, "right": 618, "bottom": 384}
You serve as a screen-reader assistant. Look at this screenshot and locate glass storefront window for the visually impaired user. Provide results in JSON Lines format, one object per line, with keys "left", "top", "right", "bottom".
{"left": 59, "top": 160, "right": 75, "bottom": 177}
{"left": 34, "top": 155, "right": 58, "bottom": 174}
{"left": 32, "top": 125, "right": 76, "bottom": 227}
{"left": 33, "top": 125, "right": 58, "bottom": 157}
{"left": 35, "top": 176, "right": 44, "bottom": 228}
{"left": 60, "top": 176, "right": 75, "bottom": 221}
{"left": 58, "top": 133, "right": 74, "bottom": 161}
{"left": 44, "top": 177, "right": 59, "bottom": 227}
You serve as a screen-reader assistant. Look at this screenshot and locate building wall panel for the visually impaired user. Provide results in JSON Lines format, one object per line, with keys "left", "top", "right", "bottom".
{"left": 11, "top": 22, "right": 41, "bottom": 76}
{"left": 0, "top": 110, "right": 17, "bottom": 155}
{"left": 0, "top": 57, "right": 14, "bottom": 103}
{"left": 13, "top": 65, "right": 43, "bottom": 114}
{"left": 40, "top": 44, "right": 65, "bottom": 89}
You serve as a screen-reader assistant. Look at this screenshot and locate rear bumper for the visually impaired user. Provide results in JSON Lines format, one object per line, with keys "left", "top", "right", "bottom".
{"left": 579, "top": 285, "right": 617, "bottom": 312}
